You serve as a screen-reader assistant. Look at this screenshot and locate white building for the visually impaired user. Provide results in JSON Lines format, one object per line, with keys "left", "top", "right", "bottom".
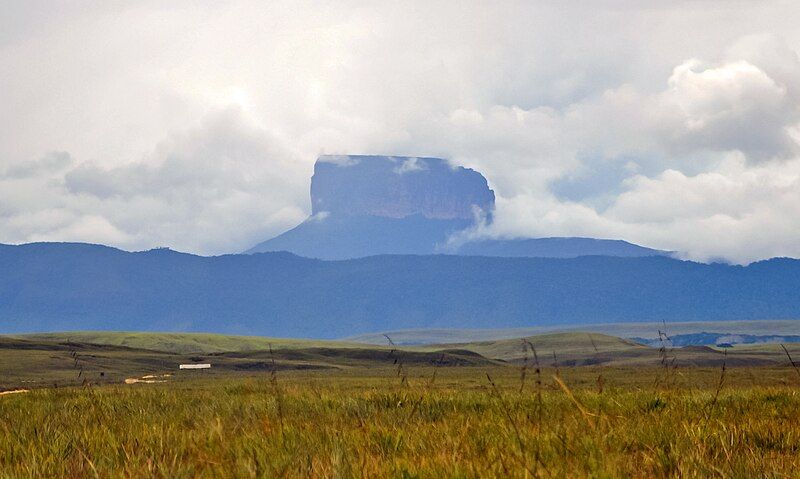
{"left": 179, "top": 364, "right": 211, "bottom": 370}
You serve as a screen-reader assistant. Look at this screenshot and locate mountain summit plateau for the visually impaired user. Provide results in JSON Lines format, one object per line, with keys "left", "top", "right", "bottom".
{"left": 247, "top": 155, "right": 666, "bottom": 260}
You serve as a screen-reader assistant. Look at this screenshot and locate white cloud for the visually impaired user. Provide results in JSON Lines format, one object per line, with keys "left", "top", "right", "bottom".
{"left": 0, "top": 108, "right": 309, "bottom": 254}
{"left": 475, "top": 154, "right": 800, "bottom": 264}
{"left": 394, "top": 157, "right": 426, "bottom": 174}
{"left": 2, "top": 151, "right": 73, "bottom": 179}
{"left": 605, "top": 155, "right": 800, "bottom": 263}
{"left": 2, "top": 2, "right": 800, "bottom": 262}
{"left": 317, "top": 155, "right": 361, "bottom": 167}
{"left": 659, "top": 59, "right": 796, "bottom": 159}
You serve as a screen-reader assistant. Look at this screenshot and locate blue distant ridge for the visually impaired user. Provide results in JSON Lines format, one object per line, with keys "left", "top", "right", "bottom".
{"left": 1, "top": 242, "right": 798, "bottom": 338}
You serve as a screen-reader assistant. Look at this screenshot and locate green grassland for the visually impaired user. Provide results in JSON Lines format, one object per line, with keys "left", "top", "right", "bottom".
{"left": 4, "top": 331, "right": 800, "bottom": 476}
{"left": 5, "top": 331, "right": 800, "bottom": 390}
{"left": 0, "top": 335, "right": 496, "bottom": 390}
{"left": 421, "top": 332, "right": 800, "bottom": 366}
{"left": 421, "top": 332, "right": 649, "bottom": 363}
{"left": 3, "top": 366, "right": 800, "bottom": 477}
{"left": 346, "top": 319, "right": 800, "bottom": 344}
{"left": 14, "top": 331, "right": 370, "bottom": 354}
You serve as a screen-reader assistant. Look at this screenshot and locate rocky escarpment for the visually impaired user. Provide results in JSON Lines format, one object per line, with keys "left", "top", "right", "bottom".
{"left": 311, "top": 155, "right": 495, "bottom": 219}
{"left": 246, "top": 154, "right": 667, "bottom": 260}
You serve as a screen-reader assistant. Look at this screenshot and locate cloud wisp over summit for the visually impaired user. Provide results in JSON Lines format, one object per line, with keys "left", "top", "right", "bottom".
{"left": 2, "top": 1, "right": 800, "bottom": 263}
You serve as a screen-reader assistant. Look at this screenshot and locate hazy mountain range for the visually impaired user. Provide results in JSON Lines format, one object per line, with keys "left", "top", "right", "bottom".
{"left": 1, "top": 242, "right": 799, "bottom": 338}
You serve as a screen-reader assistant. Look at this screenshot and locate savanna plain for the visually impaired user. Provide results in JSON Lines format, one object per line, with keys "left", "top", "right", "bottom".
{"left": 2, "top": 333, "right": 800, "bottom": 477}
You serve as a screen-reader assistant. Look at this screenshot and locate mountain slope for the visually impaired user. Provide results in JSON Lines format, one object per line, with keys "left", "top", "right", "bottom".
{"left": 455, "top": 237, "right": 669, "bottom": 258}
{"left": 246, "top": 214, "right": 471, "bottom": 258}
{"left": 247, "top": 215, "right": 669, "bottom": 260}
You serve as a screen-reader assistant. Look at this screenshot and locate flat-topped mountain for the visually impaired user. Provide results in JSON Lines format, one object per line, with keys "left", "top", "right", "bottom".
{"left": 247, "top": 155, "right": 668, "bottom": 259}
{"left": 311, "top": 155, "right": 495, "bottom": 220}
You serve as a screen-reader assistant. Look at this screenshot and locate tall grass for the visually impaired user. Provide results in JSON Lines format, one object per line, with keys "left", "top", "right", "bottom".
{"left": 2, "top": 367, "right": 800, "bottom": 477}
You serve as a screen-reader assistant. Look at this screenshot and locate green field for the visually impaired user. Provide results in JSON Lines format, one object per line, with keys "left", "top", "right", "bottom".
{"left": 4, "top": 331, "right": 800, "bottom": 390}
{"left": 4, "top": 331, "right": 800, "bottom": 477}
{"left": 3, "top": 366, "right": 800, "bottom": 477}
{"left": 14, "top": 331, "right": 369, "bottom": 354}
{"left": 346, "top": 319, "right": 800, "bottom": 344}
{"left": 0, "top": 335, "right": 497, "bottom": 390}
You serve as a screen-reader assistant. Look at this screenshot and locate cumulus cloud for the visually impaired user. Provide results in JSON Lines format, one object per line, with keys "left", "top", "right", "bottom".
{"left": 0, "top": 108, "right": 308, "bottom": 254}
{"left": 468, "top": 153, "right": 800, "bottom": 264}
{"left": 388, "top": 34, "right": 800, "bottom": 263}
{"left": 605, "top": 155, "right": 800, "bottom": 263}
{"left": 659, "top": 58, "right": 797, "bottom": 159}
{"left": 2, "top": 1, "right": 800, "bottom": 262}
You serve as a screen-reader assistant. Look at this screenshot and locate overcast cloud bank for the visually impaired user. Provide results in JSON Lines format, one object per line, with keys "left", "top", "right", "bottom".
{"left": 2, "top": 1, "right": 800, "bottom": 263}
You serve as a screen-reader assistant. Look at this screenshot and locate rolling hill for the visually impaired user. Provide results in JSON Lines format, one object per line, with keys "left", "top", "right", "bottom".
{"left": 0, "top": 334, "right": 497, "bottom": 390}
{"left": 347, "top": 320, "right": 800, "bottom": 345}
{"left": 6, "top": 330, "right": 800, "bottom": 391}
{"left": 16, "top": 331, "right": 368, "bottom": 355}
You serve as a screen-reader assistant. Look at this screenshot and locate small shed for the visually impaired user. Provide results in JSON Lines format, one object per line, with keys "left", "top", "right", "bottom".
{"left": 179, "top": 364, "right": 211, "bottom": 370}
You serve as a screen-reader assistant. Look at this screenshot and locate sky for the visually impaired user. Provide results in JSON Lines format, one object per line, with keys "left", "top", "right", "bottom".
{"left": 2, "top": 1, "right": 800, "bottom": 263}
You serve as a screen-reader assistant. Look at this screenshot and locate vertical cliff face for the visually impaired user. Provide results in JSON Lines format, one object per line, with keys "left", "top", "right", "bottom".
{"left": 246, "top": 154, "right": 667, "bottom": 260}
{"left": 310, "top": 155, "right": 495, "bottom": 219}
